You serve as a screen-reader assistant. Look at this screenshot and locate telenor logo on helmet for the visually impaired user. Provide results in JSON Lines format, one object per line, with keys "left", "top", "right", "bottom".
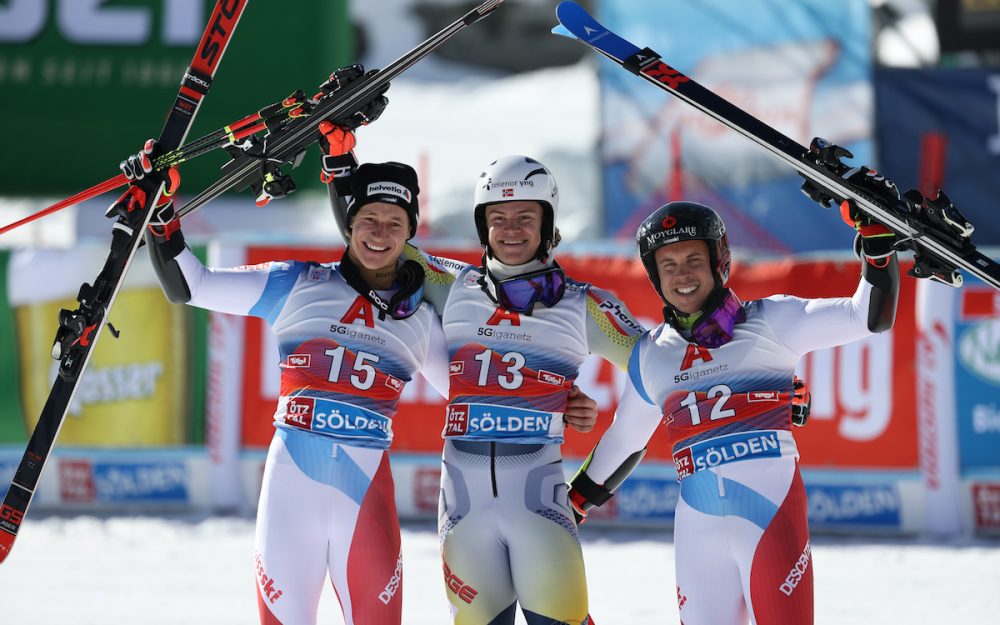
{"left": 367, "top": 182, "right": 411, "bottom": 202}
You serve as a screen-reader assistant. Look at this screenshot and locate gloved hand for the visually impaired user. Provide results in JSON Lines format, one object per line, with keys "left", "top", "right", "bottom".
{"left": 839, "top": 166, "right": 898, "bottom": 265}
{"left": 106, "top": 140, "right": 185, "bottom": 262}
{"left": 119, "top": 139, "right": 156, "bottom": 180}
{"left": 146, "top": 166, "right": 182, "bottom": 242}
{"left": 318, "top": 63, "right": 390, "bottom": 131}
{"left": 106, "top": 140, "right": 179, "bottom": 235}
{"left": 791, "top": 376, "right": 811, "bottom": 427}
{"left": 318, "top": 121, "right": 357, "bottom": 184}
{"left": 568, "top": 486, "right": 589, "bottom": 525}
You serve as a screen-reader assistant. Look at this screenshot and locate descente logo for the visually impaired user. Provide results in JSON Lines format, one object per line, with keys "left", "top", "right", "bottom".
{"left": 367, "top": 182, "right": 411, "bottom": 202}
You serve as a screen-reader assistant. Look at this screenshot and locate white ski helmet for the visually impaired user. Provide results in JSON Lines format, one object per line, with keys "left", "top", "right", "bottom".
{"left": 473, "top": 156, "right": 560, "bottom": 259}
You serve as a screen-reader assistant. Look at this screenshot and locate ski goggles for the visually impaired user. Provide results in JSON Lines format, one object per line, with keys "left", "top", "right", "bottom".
{"left": 690, "top": 289, "right": 746, "bottom": 348}
{"left": 494, "top": 266, "right": 566, "bottom": 313}
{"left": 387, "top": 283, "right": 424, "bottom": 319}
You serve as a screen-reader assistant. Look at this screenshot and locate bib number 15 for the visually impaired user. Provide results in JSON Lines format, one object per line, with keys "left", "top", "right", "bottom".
{"left": 326, "top": 346, "right": 379, "bottom": 391}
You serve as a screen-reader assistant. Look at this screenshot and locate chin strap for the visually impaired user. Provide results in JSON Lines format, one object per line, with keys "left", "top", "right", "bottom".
{"left": 338, "top": 251, "right": 425, "bottom": 320}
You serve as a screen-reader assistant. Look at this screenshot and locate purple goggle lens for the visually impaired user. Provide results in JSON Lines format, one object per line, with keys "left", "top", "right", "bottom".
{"left": 690, "top": 290, "right": 746, "bottom": 348}
{"left": 496, "top": 267, "right": 566, "bottom": 313}
{"left": 389, "top": 284, "right": 424, "bottom": 319}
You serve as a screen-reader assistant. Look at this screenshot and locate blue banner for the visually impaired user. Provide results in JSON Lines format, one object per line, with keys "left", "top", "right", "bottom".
{"left": 875, "top": 68, "right": 1000, "bottom": 246}
{"left": 953, "top": 277, "right": 1000, "bottom": 470}
{"left": 805, "top": 483, "right": 902, "bottom": 528}
{"left": 599, "top": 0, "right": 872, "bottom": 253}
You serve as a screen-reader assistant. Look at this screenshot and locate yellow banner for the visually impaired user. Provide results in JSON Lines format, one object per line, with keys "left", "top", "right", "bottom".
{"left": 17, "top": 287, "right": 188, "bottom": 446}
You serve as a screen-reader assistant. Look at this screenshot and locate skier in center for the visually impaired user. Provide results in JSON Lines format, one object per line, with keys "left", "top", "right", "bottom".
{"left": 325, "top": 146, "right": 644, "bottom": 624}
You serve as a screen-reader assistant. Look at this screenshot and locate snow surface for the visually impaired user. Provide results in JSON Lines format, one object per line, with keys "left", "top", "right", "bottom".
{"left": 4, "top": 515, "right": 1000, "bottom": 624}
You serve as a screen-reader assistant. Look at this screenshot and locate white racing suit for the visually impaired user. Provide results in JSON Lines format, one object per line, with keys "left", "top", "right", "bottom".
{"left": 582, "top": 277, "right": 892, "bottom": 625}
{"left": 164, "top": 249, "right": 448, "bottom": 625}
{"left": 409, "top": 247, "right": 643, "bottom": 625}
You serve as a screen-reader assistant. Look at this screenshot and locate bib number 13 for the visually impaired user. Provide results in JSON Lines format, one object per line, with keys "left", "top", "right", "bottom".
{"left": 680, "top": 384, "right": 735, "bottom": 426}
{"left": 473, "top": 349, "right": 525, "bottom": 390}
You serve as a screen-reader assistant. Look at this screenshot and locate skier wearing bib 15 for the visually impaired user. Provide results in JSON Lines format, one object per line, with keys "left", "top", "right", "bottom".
{"left": 126, "top": 75, "right": 451, "bottom": 624}
{"left": 567, "top": 191, "right": 900, "bottom": 625}
{"left": 407, "top": 156, "right": 644, "bottom": 625}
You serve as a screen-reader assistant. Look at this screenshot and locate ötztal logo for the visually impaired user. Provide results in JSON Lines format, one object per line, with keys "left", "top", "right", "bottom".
{"left": 286, "top": 354, "right": 311, "bottom": 368}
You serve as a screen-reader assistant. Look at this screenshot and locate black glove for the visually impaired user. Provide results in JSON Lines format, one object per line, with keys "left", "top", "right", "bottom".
{"left": 568, "top": 486, "right": 590, "bottom": 525}
{"left": 107, "top": 139, "right": 186, "bottom": 259}
{"left": 318, "top": 64, "right": 389, "bottom": 131}
{"left": 146, "top": 169, "right": 182, "bottom": 239}
{"left": 791, "top": 376, "right": 811, "bottom": 427}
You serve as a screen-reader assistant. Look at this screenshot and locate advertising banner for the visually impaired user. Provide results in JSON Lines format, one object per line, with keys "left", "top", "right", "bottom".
{"left": 598, "top": 0, "right": 872, "bottom": 252}
{"left": 0, "top": 1, "right": 349, "bottom": 196}
{"left": 953, "top": 281, "right": 1000, "bottom": 471}
{"left": 237, "top": 245, "right": 921, "bottom": 472}
{"left": 875, "top": 68, "right": 1000, "bottom": 245}
{"left": 0, "top": 250, "right": 27, "bottom": 442}
{"left": 7, "top": 248, "right": 189, "bottom": 446}
{"left": 0, "top": 446, "right": 211, "bottom": 509}
{"left": 972, "top": 483, "right": 1000, "bottom": 533}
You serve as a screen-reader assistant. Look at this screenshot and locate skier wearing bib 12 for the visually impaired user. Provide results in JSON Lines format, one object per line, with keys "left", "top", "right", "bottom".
{"left": 567, "top": 192, "right": 900, "bottom": 625}
{"left": 408, "top": 156, "right": 644, "bottom": 625}
{"left": 127, "top": 71, "right": 451, "bottom": 624}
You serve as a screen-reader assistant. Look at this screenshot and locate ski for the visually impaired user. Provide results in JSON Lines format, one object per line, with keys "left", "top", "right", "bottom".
{"left": 553, "top": 1, "right": 1000, "bottom": 292}
{"left": 172, "top": 0, "right": 506, "bottom": 220}
{"left": 0, "top": 0, "right": 249, "bottom": 565}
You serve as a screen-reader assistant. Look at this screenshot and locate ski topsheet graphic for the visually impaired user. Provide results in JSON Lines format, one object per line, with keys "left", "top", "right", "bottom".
{"left": 554, "top": 1, "right": 1000, "bottom": 292}
{"left": 0, "top": 0, "right": 250, "bottom": 565}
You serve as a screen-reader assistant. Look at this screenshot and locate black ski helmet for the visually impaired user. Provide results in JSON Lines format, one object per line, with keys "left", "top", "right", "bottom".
{"left": 347, "top": 162, "right": 421, "bottom": 239}
{"left": 636, "top": 202, "right": 732, "bottom": 302}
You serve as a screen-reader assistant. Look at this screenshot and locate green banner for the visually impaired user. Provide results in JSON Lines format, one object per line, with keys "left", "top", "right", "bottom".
{"left": 0, "top": 250, "right": 27, "bottom": 442}
{"left": 1, "top": 0, "right": 351, "bottom": 196}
